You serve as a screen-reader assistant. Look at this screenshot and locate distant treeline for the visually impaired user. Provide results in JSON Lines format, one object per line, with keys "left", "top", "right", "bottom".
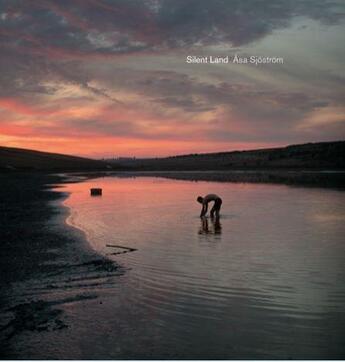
{"left": 108, "top": 141, "right": 345, "bottom": 171}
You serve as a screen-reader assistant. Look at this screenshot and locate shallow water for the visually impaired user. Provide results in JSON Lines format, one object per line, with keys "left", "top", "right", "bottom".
{"left": 62, "top": 175, "right": 345, "bottom": 359}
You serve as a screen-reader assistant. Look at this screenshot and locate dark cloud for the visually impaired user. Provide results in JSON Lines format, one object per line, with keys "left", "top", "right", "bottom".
{"left": 1, "top": 0, "right": 344, "bottom": 56}
{"left": 1, "top": 0, "right": 344, "bottom": 99}
{"left": 78, "top": 67, "right": 344, "bottom": 145}
{"left": 156, "top": 0, "right": 345, "bottom": 46}
{"left": 154, "top": 96, "right": 214, "bottom": 113}
{"left": 103, "top": 68, "right": 336, "bottom": 119}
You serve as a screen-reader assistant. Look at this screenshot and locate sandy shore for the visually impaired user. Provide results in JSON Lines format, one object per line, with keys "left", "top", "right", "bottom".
{"left": 0, "top": 173, "right": 123, "bottom": 359}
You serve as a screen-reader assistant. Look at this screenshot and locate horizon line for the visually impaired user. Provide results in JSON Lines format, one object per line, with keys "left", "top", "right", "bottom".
{"left": 2, "top": 139, "right": 344, "bottom": 161}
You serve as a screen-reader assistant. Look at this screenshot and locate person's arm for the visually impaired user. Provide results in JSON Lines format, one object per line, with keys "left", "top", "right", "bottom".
{"left": 200, "top": 203, "right": 208, "bottom": 217}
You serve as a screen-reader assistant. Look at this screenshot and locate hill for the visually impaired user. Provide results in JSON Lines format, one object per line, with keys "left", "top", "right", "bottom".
{"left": 0, "top": 146, "right": 112, "bottom": 172}
{"left": 2, "top": 141, "right": 344, "bottom": 173}
{"left": 109, "top": 141, "right": 345, "bottom": 171}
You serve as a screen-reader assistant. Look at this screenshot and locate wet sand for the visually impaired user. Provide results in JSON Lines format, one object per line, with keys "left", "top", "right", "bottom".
{"left": 0, "top": 173, "right": 122, "bottom": 359}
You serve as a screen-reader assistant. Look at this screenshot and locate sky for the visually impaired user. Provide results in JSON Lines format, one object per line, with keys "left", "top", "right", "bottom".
{"left": 0, "top": 0, "right": 344, "bottom": 158}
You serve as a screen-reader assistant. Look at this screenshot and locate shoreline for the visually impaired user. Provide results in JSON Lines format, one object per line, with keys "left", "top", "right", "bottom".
{"left": 0, "top": 173, "right": 122, "bottom": 359}
{"left": 71, "top": 169, "right": 345, "bottom": 191}
{"left": 50, "top": 173, "right": 98, "bottom": 252}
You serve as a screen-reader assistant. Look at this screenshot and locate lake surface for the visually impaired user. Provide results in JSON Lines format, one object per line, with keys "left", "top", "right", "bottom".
{"left": 62, "top": 175, "right": 345, "bottom": 359}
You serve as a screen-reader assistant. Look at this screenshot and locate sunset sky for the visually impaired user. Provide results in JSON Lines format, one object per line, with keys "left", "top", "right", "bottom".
{"left": 0, "top": 0, "right": 344, "bottom": 158}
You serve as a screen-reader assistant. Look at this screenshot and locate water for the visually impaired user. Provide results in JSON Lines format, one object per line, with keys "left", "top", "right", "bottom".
{"left": 62, "top": 175, "right": 345, "bottom": 359}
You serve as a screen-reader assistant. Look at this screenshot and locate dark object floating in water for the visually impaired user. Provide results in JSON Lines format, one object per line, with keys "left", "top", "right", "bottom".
{"left": 106, "top": 244, "right": 137, "bottom": 255}
{"left": 90, "top": 188, "right": 102, "bottom": 196}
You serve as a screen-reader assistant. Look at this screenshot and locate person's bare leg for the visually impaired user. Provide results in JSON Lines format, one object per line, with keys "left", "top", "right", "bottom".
{"left": 215, "top": 203, "right": 221, "bottom": 218}
{"left": 210, "top": 205, "right": 215, "bottom": 218}
{"left": 214, "top": 215, "right": 221, "bottom": 234}
{"left": 201, "top": 217, "right": 209, "bottom": 233}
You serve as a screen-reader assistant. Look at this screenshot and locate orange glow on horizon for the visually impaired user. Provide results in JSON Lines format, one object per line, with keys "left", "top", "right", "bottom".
{"left": 1, "top": 86, "right": 340, "bottom": 159}
{"left": 0, "top": 133, "right": 280, "bottom": 158}
{"left": 0, "top": 94, "right": 296, "bottom": 158}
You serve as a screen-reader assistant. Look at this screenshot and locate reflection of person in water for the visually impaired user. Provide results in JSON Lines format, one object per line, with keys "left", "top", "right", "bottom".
{"left": 199, "top": 216, "right": 222, "bottom": 235}
{"left": 197, "top": 194, "right": 222, "bottom": 218}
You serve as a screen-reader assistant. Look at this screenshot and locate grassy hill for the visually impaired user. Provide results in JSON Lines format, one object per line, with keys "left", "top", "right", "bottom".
{"left": 1, "top": 141, "right": 344, "bottom": 173}
{"left": 0, "top": 146, "right": 113, "bottom": 171}
{"left": 109, "top": 141, "right": 345, "bottom": 171}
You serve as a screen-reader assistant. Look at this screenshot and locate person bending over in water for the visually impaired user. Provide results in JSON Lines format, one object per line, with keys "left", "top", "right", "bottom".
{"left": 197, "top": 194, "right": 222, "bottom": 218}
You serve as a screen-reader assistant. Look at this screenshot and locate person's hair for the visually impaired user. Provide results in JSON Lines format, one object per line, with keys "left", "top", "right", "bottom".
{"left": 197, "top": 196, "right": 203, "bottom": 203}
